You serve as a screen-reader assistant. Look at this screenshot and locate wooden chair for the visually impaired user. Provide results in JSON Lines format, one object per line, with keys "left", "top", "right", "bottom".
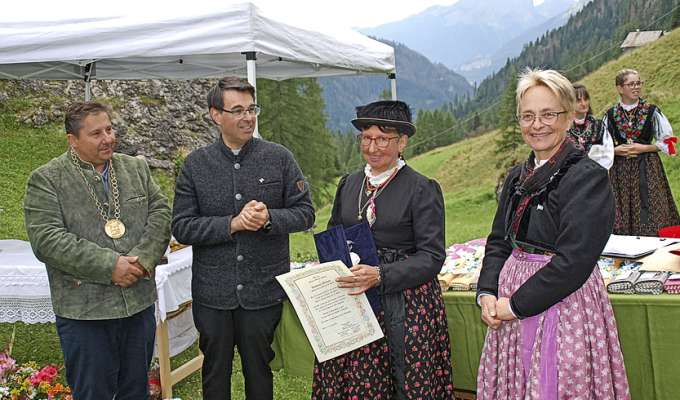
{"left": 156, "top": 300, "right": 203, "bottom": 399}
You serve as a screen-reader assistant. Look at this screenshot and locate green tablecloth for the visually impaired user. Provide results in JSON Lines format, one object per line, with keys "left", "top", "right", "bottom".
{"left": 271, "top": 291, "right": 680, "bottom": 399}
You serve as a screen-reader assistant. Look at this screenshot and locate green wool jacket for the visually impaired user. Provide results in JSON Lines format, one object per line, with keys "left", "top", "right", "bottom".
{"left": 24, "top": 152, "right": 171, "bottom": 320}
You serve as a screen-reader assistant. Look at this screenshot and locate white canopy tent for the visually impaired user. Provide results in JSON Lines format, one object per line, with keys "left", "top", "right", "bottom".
{"left": 0, "top": 4, "right": 396, "bottom": 395}
{"left": 0, "top": 2, "right": 398, "bottom": 104}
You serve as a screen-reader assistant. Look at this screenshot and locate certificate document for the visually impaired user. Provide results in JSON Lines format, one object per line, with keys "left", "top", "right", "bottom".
{"left": 276, "top": 261, "right": 384, "bottom": 362}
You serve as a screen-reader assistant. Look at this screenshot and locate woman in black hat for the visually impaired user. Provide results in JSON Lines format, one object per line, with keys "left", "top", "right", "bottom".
{"left": 311, "top": 101, "right": 454, "bottom": 399}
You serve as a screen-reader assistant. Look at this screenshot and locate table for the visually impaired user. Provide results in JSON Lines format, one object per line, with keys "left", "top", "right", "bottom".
{"left": 6, "top": 238, "right": 678, "bottom": 398}
{"left": 272, "top": 291, "right": 680, "bottom": 400}
{"left": 0, "top": 240, "right": 53, "bottom": 323}
{"left": 0, "top": 240, "right": 200, "bottom": 398}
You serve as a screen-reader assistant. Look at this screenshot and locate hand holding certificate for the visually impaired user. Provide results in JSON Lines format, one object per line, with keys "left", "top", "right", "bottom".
{"left": 313, "top": 223, "right": 382, "bottom": 312}
{"left": 276, "top": 261, "right": 384, "bottom": 362}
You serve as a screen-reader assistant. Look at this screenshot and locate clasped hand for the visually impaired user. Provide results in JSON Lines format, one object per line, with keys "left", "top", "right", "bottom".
{"left": 479, "top": 296, "right": 516, "bottom": 330}
{"left": 111, "top": 255, "right": 148, "bottom": 287}
{"left": 336, "top": 264, "right": 380, "bottom": 295}
{"left": 232, "top": 200, "right": 269, "bottom": 232}
{"left": 615, "top": 143, "right": 646, "bottom": 157}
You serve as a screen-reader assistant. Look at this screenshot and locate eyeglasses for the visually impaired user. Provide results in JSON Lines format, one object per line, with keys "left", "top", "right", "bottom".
{"left": 622, "top": 81, "right": 644, "bottom": 89}
{"left": 516, "top": 111, "right": 567, "bottom": 127}
{"left": 357, "top": 134, "right": 400, "bottom": 149}
{"left": 221, "top": 105, "right": 261, "bottom": 118}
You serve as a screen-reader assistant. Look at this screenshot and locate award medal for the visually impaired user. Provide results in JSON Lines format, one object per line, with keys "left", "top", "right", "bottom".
{"left": 104, "top": 219, "right": 126, "bottom": 239}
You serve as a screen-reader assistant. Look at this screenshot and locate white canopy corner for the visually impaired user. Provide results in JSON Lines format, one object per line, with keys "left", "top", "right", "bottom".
{"left": 0, "top": 2, "right": 396, "bottom": 82}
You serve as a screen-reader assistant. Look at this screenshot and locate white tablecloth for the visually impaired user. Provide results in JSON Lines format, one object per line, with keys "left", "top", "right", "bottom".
{"left": 155, "top": 246, "right": 193, "bottom": 321}
{"left": 0, "top": 240, "right": 197, "bottom": 356}
{"left": 0, "top": 240, "right": 53, "bottom": 323}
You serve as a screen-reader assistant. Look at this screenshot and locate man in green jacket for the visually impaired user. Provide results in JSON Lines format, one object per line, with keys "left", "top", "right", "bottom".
{"left": 24, "top": 102, "right": 171, "bottom": 400}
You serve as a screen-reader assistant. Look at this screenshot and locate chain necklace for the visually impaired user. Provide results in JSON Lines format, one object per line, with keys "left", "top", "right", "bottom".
{"left": 621, "top": 109, "right": 636, "bottom": 144}
{"left": 69, "top": 147, "right": 126, "bottom": 239}
{"left": 357, "top": 169, "right": 398, "bottom": 224}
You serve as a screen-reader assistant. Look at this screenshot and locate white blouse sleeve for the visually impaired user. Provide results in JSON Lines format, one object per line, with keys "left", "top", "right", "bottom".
{"left": 588, "top": 118, "right": 614, "bottom": 170}
{"left": 654, "top": 109, "right": 674, "bottom": 155}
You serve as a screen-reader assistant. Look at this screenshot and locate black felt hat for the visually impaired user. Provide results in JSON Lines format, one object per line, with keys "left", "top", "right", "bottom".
{"left": 351, "top": 100, "right": 416, "bottom": 137}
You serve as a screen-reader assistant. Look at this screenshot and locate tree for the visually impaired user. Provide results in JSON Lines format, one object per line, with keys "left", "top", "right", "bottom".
{"left": 333, "top": 129, "right": 363, "bottom": 175}
{"left": 494, "top": 67, "right": 523, "bottom": 170}
{"left": 257, "top": 78, "right": 338, "bottom": 206}
{"left": 405, "top": 108, "right": 458, "bottom": 158}
{"left": 672, "top": 1, "right": 680, "bottom": 29}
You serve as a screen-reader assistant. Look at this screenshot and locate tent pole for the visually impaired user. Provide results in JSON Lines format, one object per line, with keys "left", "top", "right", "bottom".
{"left": 388, "top": 72, "right": 397, "bottom": 100}
{"left": 83, "top": 62, "right": 95, "bottom": 101}
{"left": 243, "top": 52, "right": 259, "bottom": 138}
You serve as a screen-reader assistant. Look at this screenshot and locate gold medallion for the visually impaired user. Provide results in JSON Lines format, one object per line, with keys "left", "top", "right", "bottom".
{"left": 105, "top": 219, "right": 126, "bottom": 239}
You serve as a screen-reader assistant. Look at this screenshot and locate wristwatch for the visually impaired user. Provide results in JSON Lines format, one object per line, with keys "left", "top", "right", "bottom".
{"left": 262, "top": 218, "right": 272, "bottom": 233}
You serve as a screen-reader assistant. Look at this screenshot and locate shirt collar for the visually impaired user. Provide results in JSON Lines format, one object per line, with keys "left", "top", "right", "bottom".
{"left": 619, "top": 99, "right": 639, "bottom": 111}
{"left": 217, "top": 137, "right": 256, "bottom": 161}
{"left": 534, "top": 158, "right": 548, "bottom": 169}
{"left": 364, "top": 159, "right": 405, "bottom": 186}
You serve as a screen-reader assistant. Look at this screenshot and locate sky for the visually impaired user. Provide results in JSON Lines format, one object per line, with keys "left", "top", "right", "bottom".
{"left": 5, "top": 0, "right": 545, "bottom": 30}
{"left": 4, "top": 0, "right": 457, "bottom": 28}
{"left": 249, "top": 0, "right": 460, "bottom": 29}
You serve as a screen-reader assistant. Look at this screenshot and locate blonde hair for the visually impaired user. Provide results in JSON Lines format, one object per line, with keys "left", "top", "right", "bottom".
{"left": 515, "top": 69, "right": 576, "bottom": 115}
{"left": 615, "top": 68, "right": 639, "bottom": 86}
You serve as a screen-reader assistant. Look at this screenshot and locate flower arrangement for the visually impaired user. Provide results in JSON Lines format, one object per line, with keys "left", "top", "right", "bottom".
{"left": 0, "top": 350, "right": 71, "bottom": 400}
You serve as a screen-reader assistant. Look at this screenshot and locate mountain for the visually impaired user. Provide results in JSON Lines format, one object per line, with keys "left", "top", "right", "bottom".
{"left": 361, "top": 0, "right": 577, "bottom": 82}
{"left": 320, "top": 39, "right": 473, "bottom": 132}
{"left": 461, "top": 0, "right": 593, "bottom": 83}
{"left": 460, "top": 0, "right": 678, "bottom": 128}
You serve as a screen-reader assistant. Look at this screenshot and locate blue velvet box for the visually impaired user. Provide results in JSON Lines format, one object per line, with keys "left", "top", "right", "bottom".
{"left": 313, "top": 223, "right": 381, "bottom": 312}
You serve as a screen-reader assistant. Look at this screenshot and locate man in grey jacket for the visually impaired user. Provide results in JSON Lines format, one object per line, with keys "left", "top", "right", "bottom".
{"left": 172, "top": 76, "right": 315, "bottom": 399}
{"left": 24, "top": 102, "right": 171, "bottom": 399}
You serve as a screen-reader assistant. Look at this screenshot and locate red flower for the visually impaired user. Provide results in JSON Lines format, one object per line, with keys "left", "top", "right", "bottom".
{"left": 42, "top": 365, "right": 58, "bottom": 378}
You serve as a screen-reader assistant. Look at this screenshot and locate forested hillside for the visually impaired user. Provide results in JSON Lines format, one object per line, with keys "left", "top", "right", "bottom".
{"left": 320, "top": 39, "right": 473, "bottom": 132}
{"left": 292, "top": 26, "right": 680, "bottom": 257}
{"left": 457, "top": 0, "right": 679, "bottom": 129}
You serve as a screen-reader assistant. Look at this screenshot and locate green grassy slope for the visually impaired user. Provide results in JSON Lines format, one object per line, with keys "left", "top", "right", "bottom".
{"left": 412, "top": 131, "right": 524, "bottom": 243}
{"left": 581, "top": 28, "right": 680, "bottom": 120}
{"left": 580, "top": 27, "right": 680, "bottom": 211}
{"left": 0, "top": 117, "right": 65, "bottom": 240}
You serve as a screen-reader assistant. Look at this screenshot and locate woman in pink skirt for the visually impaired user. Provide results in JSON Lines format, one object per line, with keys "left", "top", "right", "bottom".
{"left": 476, "top": 69, "right": 630, "bottom": 399}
